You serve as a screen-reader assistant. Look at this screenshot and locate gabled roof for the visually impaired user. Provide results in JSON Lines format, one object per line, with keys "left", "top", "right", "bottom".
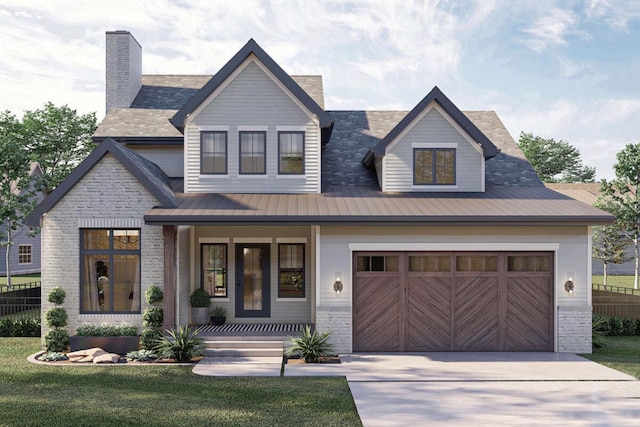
{"left": 26, "top": 138, "right": 176, "bottom": 226}
{"left": 363, "top": 86, "right": 500, "bottom": 165}
{"left": 170, "top": 39, "right": 334, "bottom": 136}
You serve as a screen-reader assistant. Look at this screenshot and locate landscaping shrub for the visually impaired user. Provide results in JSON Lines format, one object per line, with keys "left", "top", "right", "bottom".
{"left": 154, "top": 325, "right": 204, "bottom": 362}
{"left": 44, "top": 329, "right": 70, "bottom": 352}
{"left": 592, "top": 316, "right": 608, "bottom": 348}
{"left": 75, "top": 324, "right": 138, "bottom": 337}
{"left": 189, "top": 288, "right": 210, "bottom": 307}
{"left": 0, "top": 318, "right": 41, "bottom": 337}
{"left": 143, "top": 307, "right": 164, "bottom": 327}
{"left": 125, "top": 349, "right": 158, "bottom": 362}
{"left": 622, "top": 318, "right": 636, "bottom": 336}
{"left": 144, "top": 286, "right": 163, "bottom": 305}
{"left": 45, "top": 308, "right": 68, "bottom": 328}
{"left": 609, "top": 317, "right": 623, "bottom": 336}
{"left": 285, "top": 325, "right": 334, "bottom": 363}
{"left": 636, "top": 319, "right": 640, "bottom": 336}
{"left": 0, "top": 318, "right": 13, "bottom": 337}
{"left": 40, "top": 352, "right": 69, "bottom": 362}
{"left": 47, "top": 287, "right": 66, "bottom": 305}
{"left": 139, "top": 328, "right": 163, "bottom": 350}
{"left": 44, "top": 285, "right": 69, "bottom": 352}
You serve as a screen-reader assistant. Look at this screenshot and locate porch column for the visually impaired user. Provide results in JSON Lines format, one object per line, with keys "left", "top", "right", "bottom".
{"left": 163, "top": 225, "right": 177, "bottom": 330}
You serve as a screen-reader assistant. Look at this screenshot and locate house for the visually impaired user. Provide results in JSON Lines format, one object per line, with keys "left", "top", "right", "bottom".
{"left": 27, "top": 31, "right": 614, "bottom": 354}
{"left": 1, "top": 163, "right": 43, "bottom": 277}
{"left": 546, "top": 182, "right": 636, "bottom": 276}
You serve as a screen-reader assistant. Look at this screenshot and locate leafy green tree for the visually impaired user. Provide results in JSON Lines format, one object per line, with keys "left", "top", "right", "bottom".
{"left": 519, "top": 132, "right": 596, "bottom": 183}
{"left": 592, "top": 224, "right": 631, "bottom": 286}
{"left": 597, "top": 143, "right": 640, "bottom": 289}
{"left": 22, "top": 102, "right": 97, "bottom": 191}
{"left": 0, "top": 111, "right": 38, "bottom": 288}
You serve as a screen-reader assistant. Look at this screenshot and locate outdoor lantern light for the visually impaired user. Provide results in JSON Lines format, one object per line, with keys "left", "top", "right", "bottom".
{"left": 564, "top": 272, "right": 574, "bottom": 294}
{"left": 333, "top": 272, "right": 343, "bottom": 294}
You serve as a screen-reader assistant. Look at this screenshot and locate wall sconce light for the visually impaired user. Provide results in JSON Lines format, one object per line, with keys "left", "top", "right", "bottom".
{"left": 564, "top": 272, "right": 574, "bottom": 294}
{"left": 333, "top": 272, "right": 343, "bottom": 294}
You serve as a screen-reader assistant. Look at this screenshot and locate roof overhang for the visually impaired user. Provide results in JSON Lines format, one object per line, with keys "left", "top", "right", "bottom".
{"left": 92, "top": 136, "right": 183, "bottom": 145}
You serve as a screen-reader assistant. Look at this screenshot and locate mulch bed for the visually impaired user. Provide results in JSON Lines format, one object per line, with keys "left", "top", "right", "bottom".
{"left": 29, "top": 351, "right": 202, "bottom": 366}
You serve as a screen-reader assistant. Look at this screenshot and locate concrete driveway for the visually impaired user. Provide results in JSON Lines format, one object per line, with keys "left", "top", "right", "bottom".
{"left": 285, "top": 353, "right": 640, "bottom": 426}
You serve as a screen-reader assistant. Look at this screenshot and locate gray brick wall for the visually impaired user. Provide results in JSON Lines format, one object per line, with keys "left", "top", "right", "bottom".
{"left": 316, "top": 305, "right": 352, "bottom": 354}
{"left": 558, "top": 306, "right": 592, "bottom": 353}
{"left": 106, "top": 31, "right": 142, "bottom": 113}
{"left": 41, "top": 155, "right": 164, "bottom": 336}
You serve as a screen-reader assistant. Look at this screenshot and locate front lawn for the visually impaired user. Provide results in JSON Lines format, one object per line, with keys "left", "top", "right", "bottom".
{"left": 582, "top": 336, "right": 640, "bottom": 379}
{"left": 0, "top": 274, "right": 41, "bottom": 292}
{"left": 592, "top": 275, "right": 638, "bottom": 290}
{"left": 0, "top": 338, "right": 361, "bottom": 427}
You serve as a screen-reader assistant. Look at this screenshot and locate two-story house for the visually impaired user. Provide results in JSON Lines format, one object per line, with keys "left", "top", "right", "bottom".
{"left": 27, "top": 31, "right": 613, "bottom": 354}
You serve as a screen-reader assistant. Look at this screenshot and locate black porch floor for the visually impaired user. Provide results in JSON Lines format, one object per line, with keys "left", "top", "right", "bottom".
{"left": 196, "top": 323, "right": 309, "bottom": 336}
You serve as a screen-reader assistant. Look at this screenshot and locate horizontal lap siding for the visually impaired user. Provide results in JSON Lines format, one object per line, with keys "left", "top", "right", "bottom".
{"left": 384, "top": 108, "right": 483, "bottom": 192}
{"left": 186, "top": 61, "right": 320, "bottom": 193}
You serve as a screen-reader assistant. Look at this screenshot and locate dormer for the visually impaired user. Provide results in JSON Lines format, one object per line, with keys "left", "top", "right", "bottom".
{"left": 171, "top": 39, "right": 334, "bottom": 194}
{"left": 363, "top": 87, "right": 499, "bottom": 192}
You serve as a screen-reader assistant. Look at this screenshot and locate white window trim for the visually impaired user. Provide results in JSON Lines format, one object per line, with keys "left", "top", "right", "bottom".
{"left": 412, "top": 142, "right": 458, "bottom": 149}
{"left": 411, "top": 185, "right": 458, "bottom": 191}
{"left": 348, "top": 243, "right": 560, "bottom": 251}
{"left": 276, "top": 126, "right": 306, "bottom": 132}
{"left": 198, "top": 125, "right": 229, "bottom": 131}
{"left": 238, "top": 125, "right": 268, "bottom": 132}
{"left": 276, "top": 238, "right": 308, "bottom": 243}
{"left": 233, "top": 237, "right": 273, "bottom": 243}
{"left": 275, "top": 175, "right": 306, "bottom": 179}
{"left": 276, "top": 297, "right": 308, "bottom": 302}
{"left": 199, "top": 237, "right": 230, "bottom": 244}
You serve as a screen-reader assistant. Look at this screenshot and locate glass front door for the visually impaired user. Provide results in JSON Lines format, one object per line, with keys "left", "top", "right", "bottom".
{"left": 235, "top": 244, "right": 270, "bottom": 317}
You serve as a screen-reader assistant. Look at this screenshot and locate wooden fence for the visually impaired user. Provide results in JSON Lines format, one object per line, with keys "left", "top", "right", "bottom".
{"left": 592, "top": 284, "right": 640, "bottom": 318}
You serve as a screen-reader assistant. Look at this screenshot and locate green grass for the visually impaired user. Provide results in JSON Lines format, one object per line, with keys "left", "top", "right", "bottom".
{"left": 0, "top": 338, "right": 361, "bottom": 427}
{"left": 592, "top": 275, "right": 638, "bottom": 290}
{"left": 582, "top": 336, "right": 640, "bottom": 379}
{"left": 0, "top": 274, "right": 41, "bottom": 292}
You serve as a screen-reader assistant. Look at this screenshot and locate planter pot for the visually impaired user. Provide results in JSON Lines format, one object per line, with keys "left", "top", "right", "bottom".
{"left": 70, "top": 336, "right": 139, "bottom": 355}
{"left": 191, "top": 307, "right": 210, "bottom": 325}
{"left": 211, "top": 316, "right": 226, "bottom": 326}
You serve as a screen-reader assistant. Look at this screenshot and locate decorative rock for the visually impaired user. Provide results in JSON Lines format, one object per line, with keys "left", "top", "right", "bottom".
{"left": 93, "top": 353, "right": 121, "bottom": 364}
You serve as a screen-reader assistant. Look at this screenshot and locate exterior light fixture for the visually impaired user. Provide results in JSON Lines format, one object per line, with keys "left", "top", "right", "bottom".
{"left": 333, "top": 272, "right": 343, "bottom": 294}
{"left": 564, "top": 272, "right": 574, "bottom": 294}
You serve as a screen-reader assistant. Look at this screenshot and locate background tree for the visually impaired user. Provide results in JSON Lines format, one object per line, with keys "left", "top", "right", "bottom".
{"left": 22, "top": 102, "right": 97, "bottom": 191}
{"left": 592, "top": 224, "right": 631, "bottom": 286}
{"left": 597, "top": 142, "right": 640, "bottom": 289}
{"left": 0, "top": 111, "right": 38, "bottom": 289}
{"left": 518, "top": 132, "right": 596, "bottom": 183}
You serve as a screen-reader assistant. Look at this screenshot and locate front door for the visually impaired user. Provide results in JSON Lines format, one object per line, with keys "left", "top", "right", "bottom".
{"left": 235, "top": 244, "right": 270, "bottom": 318}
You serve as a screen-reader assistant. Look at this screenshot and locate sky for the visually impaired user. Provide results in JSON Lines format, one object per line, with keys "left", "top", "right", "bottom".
{"left": 1, "top": 0, "right": 639, "bottom": 180}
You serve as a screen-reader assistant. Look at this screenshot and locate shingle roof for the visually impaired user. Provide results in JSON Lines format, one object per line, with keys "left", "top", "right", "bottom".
{"left": 144, "top": 185, "right": 614, "bottom": 226}
{"left": 322, "top": 110, "right": 543, "bottom": 188}
{"left": 545, "top": 183, "right": 602, "bottom": 206}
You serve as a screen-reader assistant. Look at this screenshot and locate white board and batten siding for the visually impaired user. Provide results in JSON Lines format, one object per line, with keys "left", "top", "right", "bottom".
{"left": 381, "top": 106, "right": 484, "bottom": 192}
{"left": 185, "top": 59, "right": 321, "bottom": 193}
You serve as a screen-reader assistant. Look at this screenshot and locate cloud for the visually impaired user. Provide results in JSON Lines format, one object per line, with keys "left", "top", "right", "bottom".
{"left": 522, "top": 8, "right": 580, "bottom": 52}
{"left": 585, "top": 0, "right": 640, "bottom": 30}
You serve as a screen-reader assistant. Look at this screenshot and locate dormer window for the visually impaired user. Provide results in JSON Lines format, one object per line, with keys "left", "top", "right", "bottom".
{"left": 239, "top": 131, "right": 267, "bottom": 174}
{"left": 414, "top": 148, "right": 456, "bottom": 185}
{"left": 278, "top": 131, "right": 305, "bottom": 174}
{"left": 201, "top": 131, "right": 227, "bottom": 174}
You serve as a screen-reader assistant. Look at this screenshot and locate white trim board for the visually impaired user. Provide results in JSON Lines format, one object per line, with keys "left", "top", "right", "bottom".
{"left": 348, "top": 243, "right": 560, "bottom": 251}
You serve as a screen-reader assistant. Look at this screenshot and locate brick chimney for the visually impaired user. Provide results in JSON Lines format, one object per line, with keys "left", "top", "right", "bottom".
{"left": 105, "top": 30, "right": 142, "bottom": 113}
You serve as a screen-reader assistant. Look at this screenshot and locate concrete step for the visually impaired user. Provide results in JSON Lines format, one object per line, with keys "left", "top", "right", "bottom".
{"left": 202, "top": 335, "right": 290, "bottom": 342}
{"left": 202, "top": 337, "right": 285, "bottom": 357}
{"left": 204, "top": 347, "right": 284, "bottom": 358}
{"left": 204, "top": 340, "right": 284, "bottom": 349}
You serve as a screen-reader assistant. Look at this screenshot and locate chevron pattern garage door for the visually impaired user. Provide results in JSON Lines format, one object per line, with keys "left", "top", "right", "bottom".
{"left": 353, "top": 252, "right": 553, "bottom": 352}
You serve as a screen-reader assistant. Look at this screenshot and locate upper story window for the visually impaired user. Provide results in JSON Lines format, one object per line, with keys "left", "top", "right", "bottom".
{"left": 239, "top": 131, "right": 266, "bottom": 174}
{"left": 414, "top": 148, "right": 456, "bottom": 185}
{"left": 278, "top": 131, "right": 304, "bottom": 174}
{"left": 201, "top": 131, "right": 227, "bottom": 174}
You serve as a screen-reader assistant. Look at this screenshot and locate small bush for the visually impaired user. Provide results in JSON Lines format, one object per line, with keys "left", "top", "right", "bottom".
{"left": 44, "top": 329, "right": 70, "bottom": 352}
{"left": 635, "top": 319, "right": 640, "bottom": 336}
{"left": 592, "top": 316, "right": 608, "bottom": 348}
{"left": 154, "top": 325, "right": 204, "bottom": 362}
{"left": 40, "top": 352, "right": 69, "bottom": 362}
{"left": 139, "top": 328, "right": 163, "bottom": 350}
{"left": 189, "top": 288, "right": 210, "bottom": 307}
{"left": 47, "top": 287, "right": 66, "bottom": 305}
{"left": 75, "top": 324, "right": 138, "bottom": 337}
{"left": 211, "top": 306, "right": 226, "bottom": 317}
{"left": 126, "top": 349, "right": 158, "bottom": 362}
{"left": 0, "top": 318, "right": 14, "bottom": 337}
{"left": 12, "top": 318, "right": 41, "bottom": 337}
{"left": 143, "top": 307, "right": 164, "bottom": 328}
{"left": 622, "top": 318, "right": 636, "bottom": 336}
{"left": 609, "top": 317, "right": 623, "bottom": 336}
{"left": 45, "top": 307, "right": 68, "bottom": 328}
{"left": 285, "top": 326, "right": 334, "bottom": 363}
{"left": 144, "top": 286, "right": 163, "bottom": 305}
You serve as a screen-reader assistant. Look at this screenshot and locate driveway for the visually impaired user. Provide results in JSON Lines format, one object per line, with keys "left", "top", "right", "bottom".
{"left": 284, "top": 353, "right": 640, "bottom": 426}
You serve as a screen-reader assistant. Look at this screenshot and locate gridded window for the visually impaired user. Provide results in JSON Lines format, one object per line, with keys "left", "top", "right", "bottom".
{"left": 508, "top": 256, "right": 550, "bottom": 272}
{"left": 414, "top": 148, "right": 456, "bottom": 185}
{"left": 201, "top": 131, "right": 227, "bottom": 174}
{"left": 239, "top": 131, "right": 266, "bottom": 174}
{"left": 278, "top": 131, "right": 304, "bottom": 174}
{"left": 202, "top": 244, "right": 227, "bottom": 297}
{"left": 18, "top": 245, "right": 32, "bottom": 264}
{"left": 409, "top": 256, "right": 451, "bottom": 272}
{"left": 356, "top": 255, "right": 399, "bottom": 272}
{"left": 80, "top": 229, "right": 141, "bottom": 314}
{"left": 279, "top": 244, "right": 305, "bottom": 298}
{"left": 456, "top": 255, "right": 498, "bottom": 272}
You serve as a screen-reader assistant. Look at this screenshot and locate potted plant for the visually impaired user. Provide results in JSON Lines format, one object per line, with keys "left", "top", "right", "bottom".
{"left": 70, "top": 324, "right": 139, "bottom": 354}
{"left": 189, "top": 288, "right": 210, "bottom": 325}
{"left": 210, "top": 306, "right": 226, "bottom": 325}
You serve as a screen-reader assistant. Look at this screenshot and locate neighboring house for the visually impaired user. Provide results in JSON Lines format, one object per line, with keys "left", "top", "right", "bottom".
{"left": 1, "top": 163, "right": 43, "bottom": 276}
{"left": 27, "top": 31, "right": 614, "bottom": 354}
{"left": 546, "top": 183, "right": 636, "bottom": 276}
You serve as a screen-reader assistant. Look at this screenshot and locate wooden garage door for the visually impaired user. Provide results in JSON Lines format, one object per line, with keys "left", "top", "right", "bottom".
{"left": 353, "top": 252, "right": 553, "bottom": 352}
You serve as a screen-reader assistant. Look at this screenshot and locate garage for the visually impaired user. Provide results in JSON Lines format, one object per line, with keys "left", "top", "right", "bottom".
{"left": 353, "top": 251, "right": 554, "bottom": 352}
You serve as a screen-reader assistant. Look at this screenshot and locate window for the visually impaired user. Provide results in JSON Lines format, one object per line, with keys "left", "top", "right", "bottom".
{"left": 202, "top": 243, "right": 227, "bottom": 297}
{"left": 239, "top": 131, "right": 266, "bottom": 174}
{"left": 80, "top": 229, "right": 141, "bottom": 313}
{"left": 414, "top": 148, "right": 456, "bottom": 185}
{"left": 456, "top": 255, "right": 498, "bottom": 272}
{"left": 508, "top": 255, "right": 549, "bottom": 272}
{"left": 356, "top": 255, "right": 399, "bottom": 272}
{"left": 278, "top": 244, "right": 304, "bottom": 298}
{"left": 201, "top": 131, "right": 227, "bottom": 174}
{"left": 278, "top": 131, "right": 304, "bottom": 174}
{"left": 18, "top": 245, "right": 32, "bottom": 264}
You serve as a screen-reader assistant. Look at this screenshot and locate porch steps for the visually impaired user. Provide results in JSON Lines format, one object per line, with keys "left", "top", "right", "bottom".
{"left": 203, "top": 335, "right": 287, "bottom": 358}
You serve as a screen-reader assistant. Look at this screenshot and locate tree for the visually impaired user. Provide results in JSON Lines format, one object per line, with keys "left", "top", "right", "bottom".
{"left": 22, "top": 102, "right": 97, "bottom": 191}
{"left": 518, "top": 132, "right": 596, "bottom": 183}
{"left": 592, "top": 224, "right": 631, "bottom": 286}
{"left": 597, "top": 143, "right": 640, "bottom": 289}
{"left": 0, "top": 111, "right": 39, "bottom": 289}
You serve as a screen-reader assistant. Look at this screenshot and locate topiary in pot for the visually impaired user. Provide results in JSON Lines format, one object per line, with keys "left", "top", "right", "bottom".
{"left": 190, "top": 288, "right": 210, "bottom": 325}
{"left": 285, "top": 326, "right": 334, "bottom": 363}
{"left": 210, "top": 306, "right": 226, "bottom": 325}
